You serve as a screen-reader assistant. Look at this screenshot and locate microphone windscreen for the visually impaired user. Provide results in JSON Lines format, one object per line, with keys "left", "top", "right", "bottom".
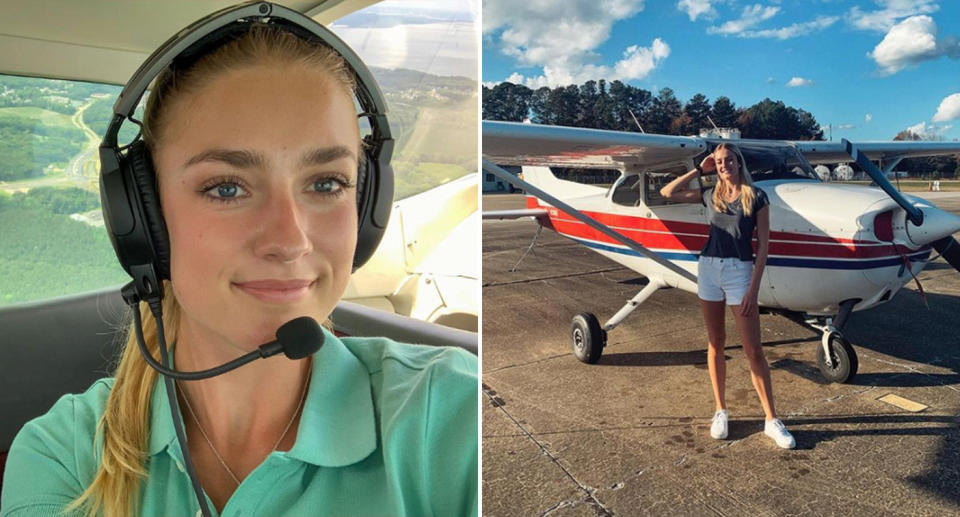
{"left": 276, "top": 317, "right": 324, "bottom": 359}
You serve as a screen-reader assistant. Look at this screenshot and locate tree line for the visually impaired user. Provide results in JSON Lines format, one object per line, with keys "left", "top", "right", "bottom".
{"left": 484, "top": 80, "right": 959, "bottom": 177}
{"left": 483, "top": 80, "right": 823, "bottom": 140}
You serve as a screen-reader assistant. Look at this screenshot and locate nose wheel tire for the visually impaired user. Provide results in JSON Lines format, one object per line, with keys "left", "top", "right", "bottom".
{"left": 817, "top": 333, "right": 858, "bottom": 384}
{"left": 571, "top": 312, "right": 605, "bottom": 364}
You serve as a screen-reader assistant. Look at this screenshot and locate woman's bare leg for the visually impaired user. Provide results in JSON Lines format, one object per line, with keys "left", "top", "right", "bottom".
{"left": 700, "top": 299, "right": 727, "bottom": 411}
{"left": 731, "top": 304, "right": 776, "bottom": 420}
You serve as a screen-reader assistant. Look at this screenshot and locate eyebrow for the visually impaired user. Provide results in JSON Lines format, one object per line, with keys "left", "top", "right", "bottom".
{"left": 183, "top": 146, "right": 356, "bottom": 169}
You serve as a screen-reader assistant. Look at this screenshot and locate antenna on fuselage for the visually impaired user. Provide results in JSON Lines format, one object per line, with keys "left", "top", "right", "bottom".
{"left": 707, "top": 116, "right": 719, "bottom": 129}
{"left": 628, "top": 109, "right": 645, "bottom": 133}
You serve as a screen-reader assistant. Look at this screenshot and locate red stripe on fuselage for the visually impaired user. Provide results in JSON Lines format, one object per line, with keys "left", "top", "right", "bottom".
{"left": 528, "top": 198, "right": 920, "bottom": 259}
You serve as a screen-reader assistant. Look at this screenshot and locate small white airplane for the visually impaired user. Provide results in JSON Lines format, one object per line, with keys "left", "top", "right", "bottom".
{"left": 483, "top": 120, "right": 960, "bottom": 384}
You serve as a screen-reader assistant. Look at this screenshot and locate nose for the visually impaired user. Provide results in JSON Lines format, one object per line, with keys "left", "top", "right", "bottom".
{"left": 903, "top": 204, "right": 960, "bottom": 248}
{"left": 253, "top": 190, "right": 313, "bottom": 262}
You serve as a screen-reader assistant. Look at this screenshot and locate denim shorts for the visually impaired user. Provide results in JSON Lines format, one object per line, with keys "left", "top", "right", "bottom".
{"left": 697, "top": 256, "right": 753, "bottom": 306}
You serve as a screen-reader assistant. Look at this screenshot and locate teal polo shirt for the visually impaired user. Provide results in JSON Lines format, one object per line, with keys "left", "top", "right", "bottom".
{"left": 1, "top": 329, "right": 478, "bottom": 517}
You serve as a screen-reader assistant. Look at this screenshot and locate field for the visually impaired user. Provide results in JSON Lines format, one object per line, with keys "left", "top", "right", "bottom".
{"left": 0, "top": 106, "right": 77, "bottom": 130}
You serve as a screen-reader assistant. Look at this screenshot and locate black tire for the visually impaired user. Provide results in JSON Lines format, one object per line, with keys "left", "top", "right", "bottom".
{"left": 816, "top": 333, "right": 859, "bottom": 383}
{"left": 571, "top": 312, "right": 605, "bottom": 364}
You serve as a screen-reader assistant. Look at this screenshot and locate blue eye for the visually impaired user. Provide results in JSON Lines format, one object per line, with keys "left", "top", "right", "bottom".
{"left": 201, "top": 180, "right": 249, "bottom": 202}
{"left": 314, "top": 178, "right": 341, "bottom": 193}
{"left": 217, "top": 184, "right": 239, "bottom": 197}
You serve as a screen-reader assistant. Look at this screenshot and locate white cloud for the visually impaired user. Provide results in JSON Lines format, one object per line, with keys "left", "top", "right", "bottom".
{"left": 614, "top": 39, "right": 671, "bottom": 78}
{"left": 847, "top": 0, "right": 938, "bottom": 33}
{"left": 868, "top": 15, "right": 958, "bottom": 74}
{"left": 933, "top": 93, "right": 960, "bottom": 122}
{"left": 739, "top": 15, "right": 840, "bottom": 39}
{"left": 484, "top": 0, "right": 669, "bottom": 88}
{"left": 786, "top": 77, "right": 814, "bottom": 87}
{"left": 707, "top": 3, "right": 780, "bottom": 35}
{"left": 501, "top": 38, "right": 671, "bottom": 88}
{"left": 766, "top": 76, "right": 777, "bottom": 84}
{"left": 905, "top": 120, "right": 951, "bottom": 138}
{"left": 677, "top": 0, "right": 719, "bottom": 21}
{"left": 865, "top": 113, "right": 873, "bottom": 123}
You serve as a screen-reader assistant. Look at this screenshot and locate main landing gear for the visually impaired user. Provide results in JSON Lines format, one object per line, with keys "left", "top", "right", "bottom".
{"left": 572, "top": 286, "right": 861, "bottom": 385}
{"left": 569, "top": 279, "right": 666, "bottom": 364}
{"left": 783, "top": 298, "right": 860, "bottom": 384}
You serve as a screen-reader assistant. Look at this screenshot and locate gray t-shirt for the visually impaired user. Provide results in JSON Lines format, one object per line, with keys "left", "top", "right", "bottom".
{"left": 700, "top": 186, "right": 769, "bottom": 261}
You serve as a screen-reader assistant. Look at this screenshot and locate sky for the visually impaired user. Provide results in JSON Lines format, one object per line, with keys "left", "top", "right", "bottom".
{"left": 332, "top": 0, "right": 478, "bottom": 79}
{"left": 482, "top": 0, "right": 960, "bottom": 141}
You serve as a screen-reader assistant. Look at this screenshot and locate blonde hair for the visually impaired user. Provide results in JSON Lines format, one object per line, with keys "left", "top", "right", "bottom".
{"left": 711, "top": 143, "right": 757, "bottom": 216}
{"left": 69, "top": 23, "right": 356, "bottom": 517}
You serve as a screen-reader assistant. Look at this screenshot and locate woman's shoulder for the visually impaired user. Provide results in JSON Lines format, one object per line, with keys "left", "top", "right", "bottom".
{"left": 339, "top": 337, "right": 477, "bottom": 515}
{"left": 342, "top": 336, "right": 477, "bottom": 377}
{"left": 340, "top": 335, "right": 476, "bottom": 417}
{"left": 753, "top": 185, "right": 770, "bottom": 206}
{"left": 15, "top": 377, "right": 114, "bottom": 443}
{"left": 2, "top": 378, "right": 114, "bottom": 515}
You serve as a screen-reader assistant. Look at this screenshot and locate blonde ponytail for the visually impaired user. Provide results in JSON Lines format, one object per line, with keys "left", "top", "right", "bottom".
{"left": 66, "top": 287, "right": 180, "bottom": 517}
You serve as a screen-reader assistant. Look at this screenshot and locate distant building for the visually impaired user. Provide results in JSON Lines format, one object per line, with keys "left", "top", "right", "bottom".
{"left": 699, "top": 127, "right": 741, "bottom": 139}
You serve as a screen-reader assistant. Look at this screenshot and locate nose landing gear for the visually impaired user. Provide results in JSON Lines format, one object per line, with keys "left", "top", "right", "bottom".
{"left": 806, "top": 298, "right": 860, "bottom": 383}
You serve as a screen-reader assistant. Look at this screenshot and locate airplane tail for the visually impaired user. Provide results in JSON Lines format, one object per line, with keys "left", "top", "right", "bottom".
{"left": 520, "top": 166, "right": 605, "bottom": 208}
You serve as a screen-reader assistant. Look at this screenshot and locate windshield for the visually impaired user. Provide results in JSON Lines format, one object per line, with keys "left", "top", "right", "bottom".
{"left": 332, "top": 0, "right": 477, "bottom": 200}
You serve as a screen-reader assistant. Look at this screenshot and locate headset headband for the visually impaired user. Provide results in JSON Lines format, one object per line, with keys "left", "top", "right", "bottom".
{"left": 103, "top": 1, "right": 391, "bottom": 148}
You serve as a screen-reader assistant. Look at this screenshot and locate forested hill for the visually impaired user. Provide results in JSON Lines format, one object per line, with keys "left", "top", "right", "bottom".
{"left": 482, "top": 80, "right": 823, "bottom": 141}
{"left": 371, "top": 66, "right": 474, "bottom": 90}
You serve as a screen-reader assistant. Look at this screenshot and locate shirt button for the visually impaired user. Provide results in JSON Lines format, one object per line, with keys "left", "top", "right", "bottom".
{"left": 195, "top": 510, "right": 202, "bottom": 517}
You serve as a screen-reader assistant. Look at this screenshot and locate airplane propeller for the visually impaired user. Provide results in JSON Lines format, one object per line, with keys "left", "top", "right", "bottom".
{"left": 843, "top": 139, "right": 960, "bottom": 273}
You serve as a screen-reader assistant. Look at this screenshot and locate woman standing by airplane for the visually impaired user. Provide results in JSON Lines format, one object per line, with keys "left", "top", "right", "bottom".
{"left": 1, "top": 3, "right": 477, "bottom": 517}
{"left": 660, "top": 143, "right": 795, "bottom": 449}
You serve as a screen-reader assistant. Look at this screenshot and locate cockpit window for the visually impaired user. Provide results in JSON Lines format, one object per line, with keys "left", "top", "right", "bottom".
{"left": 333, "top": 0, "right": 477, "bottom": 200}
{"left": 646, "top": 163, "right": 693, "bottom": 206}
{"left": 610, "top": 174, "right": 642, "bottom": 207}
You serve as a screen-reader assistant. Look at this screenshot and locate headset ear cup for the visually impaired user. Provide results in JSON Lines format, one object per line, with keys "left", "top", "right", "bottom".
{"left": 352, "top": 149, "right": 392, "bottom": 271}
{"left": 127, "top": 140, "right": 172, "bottom": 279}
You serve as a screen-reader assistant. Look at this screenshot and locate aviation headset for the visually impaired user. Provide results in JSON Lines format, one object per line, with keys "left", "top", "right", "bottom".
{"left": 99, "top": 1, "right": 394, "bottom": 306}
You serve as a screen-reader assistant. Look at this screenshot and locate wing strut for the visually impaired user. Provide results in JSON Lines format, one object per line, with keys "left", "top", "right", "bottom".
{"left": 843, "top": 139, "right": 923, "bottom": 226}
{"left": 481, "top": 159, "right": 697, "bottom": 284}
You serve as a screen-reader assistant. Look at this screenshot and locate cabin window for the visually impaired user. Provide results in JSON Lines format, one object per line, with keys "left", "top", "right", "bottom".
{"left": 646, "top": 163, "right": 695, "bottom": 206}
{"left": 0, "top": 74, "right": 131, "bottom": 306}
{"left": 611, "top": 174, "right": 642, "bottom": 207}
{"left": 334, "top": 0, "right": 477, "bottom": 200}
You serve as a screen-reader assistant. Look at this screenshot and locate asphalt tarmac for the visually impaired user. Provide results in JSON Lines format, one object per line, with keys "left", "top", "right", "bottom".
{"left": 481, "top": 191, "right": 960, "bottom": 517}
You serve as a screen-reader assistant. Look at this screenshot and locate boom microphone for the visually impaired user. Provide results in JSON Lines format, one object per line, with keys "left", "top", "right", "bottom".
{"left": 132, "top": 309, "right": 324, "bottom": 381}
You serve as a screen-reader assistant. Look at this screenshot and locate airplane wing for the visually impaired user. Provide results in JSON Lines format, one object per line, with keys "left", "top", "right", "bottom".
{"left": 482, "top": 209, "right": 549, "bottom": 220}
{"left": 796, "top": 141, "right": 960, "bottom": 164}
{"left": 485, "top": 120, "right": 960, "bottom": 169}
{"left": 483, "top": 120, "right": 707, "bottom": 169}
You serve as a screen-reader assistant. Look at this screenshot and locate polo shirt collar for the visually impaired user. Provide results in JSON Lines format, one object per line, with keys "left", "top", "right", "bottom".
{"left": 147, "top": 327, "right": 376, "bottom": 467}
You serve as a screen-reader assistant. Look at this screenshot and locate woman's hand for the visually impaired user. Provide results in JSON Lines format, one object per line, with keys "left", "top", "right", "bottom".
{"left": 740, "top": 285, "right": 759, "bottom": 316}
{"left": 700, "top": 155, "right": 717, "bottom": 175}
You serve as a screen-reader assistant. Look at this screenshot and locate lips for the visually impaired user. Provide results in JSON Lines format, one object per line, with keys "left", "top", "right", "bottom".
{"left": 233, "top": 279, "right": 315, "bottom": 303}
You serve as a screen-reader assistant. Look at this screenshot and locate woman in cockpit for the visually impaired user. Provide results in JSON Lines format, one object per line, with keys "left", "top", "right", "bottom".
{"left": 1, "top": 4, "right": 477, "bottom": 517}
{"left": 660, "top": 143, "right": 795, "bottom": 449}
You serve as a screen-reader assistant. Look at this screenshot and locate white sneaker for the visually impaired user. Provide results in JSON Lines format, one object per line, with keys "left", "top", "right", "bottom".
{"left": 764, "top": 418, "right": 796, "bottom": 449}
{"left": 710, "top": 410, "right": 728, "bottom": 439}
